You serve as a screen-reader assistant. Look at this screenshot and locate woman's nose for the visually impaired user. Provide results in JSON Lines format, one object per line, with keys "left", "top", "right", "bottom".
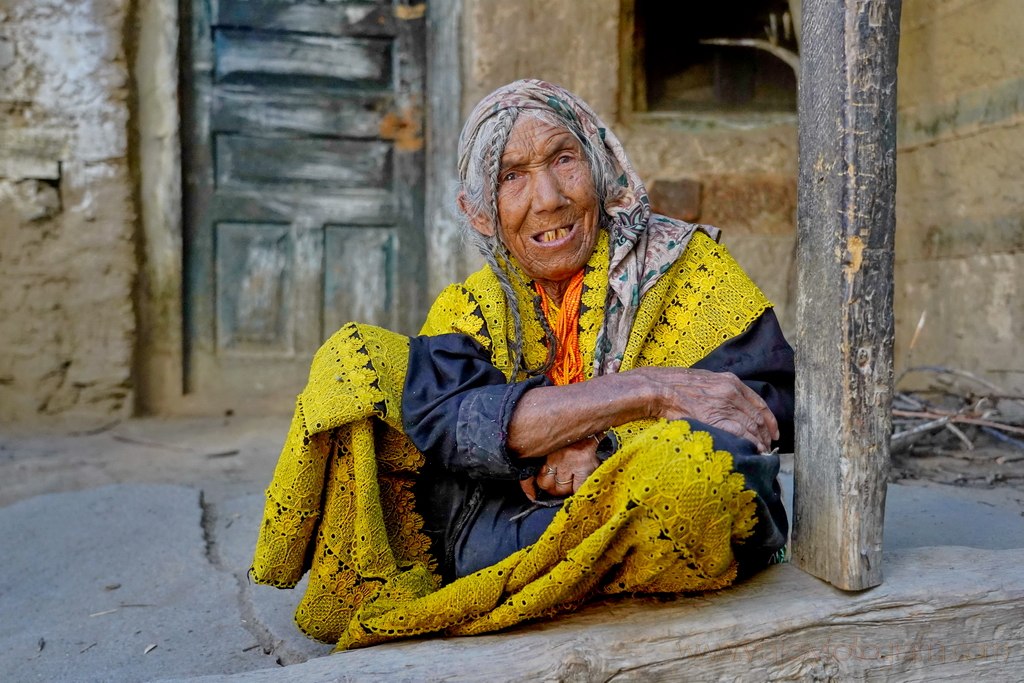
{"left": 530, "top": 168, "right": 568, "bottom": 212}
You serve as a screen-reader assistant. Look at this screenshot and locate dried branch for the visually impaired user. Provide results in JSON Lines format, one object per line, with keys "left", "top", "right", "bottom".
{"left": 699, "top": 38, "right": 800, "bottom": 78}
{"left": 943, "top": 422, "right": 974, "bottom": 451}
{"left": 787, "top": 0, "right": 801, "bottom": 46}
{"left": 892, "top": 409, "right": 1024, "bottom": 436}
{"left": 907, "top": 310, "right": 927, "bottom": 352}
{"left": 891, "top": 416, "right": 949, "bottom": 452}
{"left": 893, "top": 392, "right": 927, "bottom": 411}
{"left": 982, "top": 427, "right": 1024, "bottom": 453}
{"left": 891, "top": 364, "right": 1024, "bottom": 484}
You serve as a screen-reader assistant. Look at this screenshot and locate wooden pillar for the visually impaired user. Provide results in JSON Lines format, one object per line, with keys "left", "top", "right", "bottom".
{"left": 425, "top": 0, "right": 466, "bottom": 297}
{"left": 791, "top": 0, "right": 902, "bottom": 590}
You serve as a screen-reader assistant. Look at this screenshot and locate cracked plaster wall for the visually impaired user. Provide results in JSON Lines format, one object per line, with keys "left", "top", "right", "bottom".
{"left": 0, "top": 0, "right": 136, "bottom": 422}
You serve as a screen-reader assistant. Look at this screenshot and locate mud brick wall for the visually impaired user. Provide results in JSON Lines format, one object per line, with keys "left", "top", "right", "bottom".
{"left": 894, "top": 0, "right": 1024, "bottom": 393}
{"left": 0, "top": 0, "right": 136, "bottom": 423}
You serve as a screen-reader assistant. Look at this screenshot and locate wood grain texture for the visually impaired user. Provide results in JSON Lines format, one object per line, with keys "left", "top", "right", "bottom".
{"left": 181, "top": 0, "right": 427, "bottom": 408}
{"left": 172, "top": 547, "right": 1024, "bottom": 682}
{"left": 215, "top": 135, "right": 391, "bottom": 191}
{"left": 211, "top": 89, "right": 392, "bottom": 138}
{"left": 207, "top": 190, "right": 395, "bottom": 227}
{"left": 217, "top": 0, "right": 396, "bottom": 38}
{"left": 323, "top": 227, "right": 397, "bottom": 332}
{"left": 792, "top": 0, "right": 903, "bottom": 590}
{"left": 215, "top": 29, "right": 391, "bottom": 87}
{"left": 425, "top": 0, "right": 468, "bottom": 296}
{"left": 388, "top": 0, "right": 428, "bottom": 335}
{"left": 215, "top": 223, "right": 292, "bottom": 352}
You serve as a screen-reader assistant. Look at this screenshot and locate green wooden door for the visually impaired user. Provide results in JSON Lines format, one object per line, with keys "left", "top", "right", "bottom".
{"left": 181, "top": 0, "right": 426, "bottom": 411}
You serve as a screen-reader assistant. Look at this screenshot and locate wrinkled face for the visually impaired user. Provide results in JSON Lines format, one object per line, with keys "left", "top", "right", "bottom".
{"left": 476, "top": 115, "right": 600, "bottom": 291}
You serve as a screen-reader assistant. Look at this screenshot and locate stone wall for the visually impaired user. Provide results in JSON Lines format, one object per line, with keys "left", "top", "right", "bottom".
{"left": 894, "top": 0, "right": 1024, "bottom": 392}
{"left": 0, "top": 0, "right": 136, "bottom": 423}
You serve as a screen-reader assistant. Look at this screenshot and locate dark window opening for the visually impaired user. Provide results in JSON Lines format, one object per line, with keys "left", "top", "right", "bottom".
{"left": 634, "top": 0, "right": 798, "bottom": 113}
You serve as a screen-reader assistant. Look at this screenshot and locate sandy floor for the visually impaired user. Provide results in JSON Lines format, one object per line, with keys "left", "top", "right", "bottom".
{"left": 0, "top": 415, "right": 292, "bottom": 509}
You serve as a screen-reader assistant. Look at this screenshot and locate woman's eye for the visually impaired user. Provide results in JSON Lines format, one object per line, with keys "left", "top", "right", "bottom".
{"left": 502, "top": 171, "right": 518, "bottom": 183}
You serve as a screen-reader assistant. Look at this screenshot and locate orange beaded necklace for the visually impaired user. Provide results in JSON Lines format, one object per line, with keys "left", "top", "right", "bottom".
{"left": 534, "top": 270, "right": 586, "bottom": 386}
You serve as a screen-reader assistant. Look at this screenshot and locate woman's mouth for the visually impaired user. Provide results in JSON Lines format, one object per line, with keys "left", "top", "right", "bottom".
{"left": 534, "top": 225, "right": 574, "bottom": 244}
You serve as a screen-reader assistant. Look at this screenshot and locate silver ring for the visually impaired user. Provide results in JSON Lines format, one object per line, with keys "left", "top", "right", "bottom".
{"left": 555, "top": 477, "right": 573, "bottom": 486}
{"left": 543, "top": 465, "right": 557, "bottom": 475}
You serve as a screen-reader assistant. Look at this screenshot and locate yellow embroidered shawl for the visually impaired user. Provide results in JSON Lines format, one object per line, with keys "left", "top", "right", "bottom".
{"left": 250, "top": 231, "right": 771, "bottom": 650}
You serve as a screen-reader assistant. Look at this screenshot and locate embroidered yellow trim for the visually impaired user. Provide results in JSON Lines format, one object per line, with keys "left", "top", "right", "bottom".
{"left": 251, "top": 232, "right": 770, "bottom": 649}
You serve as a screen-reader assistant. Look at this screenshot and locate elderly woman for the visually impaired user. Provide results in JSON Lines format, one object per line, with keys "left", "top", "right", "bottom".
{"left": 251, "top": 80, "right": 793, "bottom": 650}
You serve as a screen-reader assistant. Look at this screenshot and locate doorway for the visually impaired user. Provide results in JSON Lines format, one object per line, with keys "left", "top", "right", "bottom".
{"left": 180, "top": 0, "right": 427, "bottom": 412}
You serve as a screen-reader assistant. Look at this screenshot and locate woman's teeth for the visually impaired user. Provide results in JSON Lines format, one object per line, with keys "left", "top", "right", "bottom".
{"left": 537, "top": 227, "right": 570, "bottom": 243}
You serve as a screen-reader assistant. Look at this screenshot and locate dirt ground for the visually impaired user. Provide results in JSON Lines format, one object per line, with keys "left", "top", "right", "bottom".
{"left": 890, "top": 382, "right": 1024, "bottom": 491}
{"left": 0, "top": 415, "right": 292, "bottom": 510}
{"left": 891, "top": 443, "right": 1024, "bottom": 489}
{"left": 2, "top": 412, "right": 1023, "bottom": 513}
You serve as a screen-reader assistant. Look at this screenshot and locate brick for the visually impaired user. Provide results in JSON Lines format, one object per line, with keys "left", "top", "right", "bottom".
{"left": 701, "top": 173, "right": 796, "bottom": 236}
{"left": 648, "top": 178, "right": 702, "bottom": 221}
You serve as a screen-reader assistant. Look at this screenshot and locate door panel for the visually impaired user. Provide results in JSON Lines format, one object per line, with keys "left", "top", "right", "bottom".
{"left": 216, "top": 0, "right": 397, "bottom": 37}
{"left": 215, "top": 135, "right": 393, "bottom": 190}
{"left": 215, "top": 222, "right": 293, "bottom": 352}
{"left": 182, "top": 0, "right": 426, "bottom": 411}
{"left": 215, "top": 30, "right": 393, "bottom": 87}
{"left": 211, "top": 91, "right": 391, "bottom": 138}
{"left": 323, "top": 226, "right": 397, "bottom": 333}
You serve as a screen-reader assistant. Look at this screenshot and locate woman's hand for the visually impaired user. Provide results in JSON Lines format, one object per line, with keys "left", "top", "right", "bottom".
{"left": 520, "top": 437, "right": 600, "bottom": 501}
{"left": 637, "top": 367, "right": 779, "bottom": 452}
{"left": 508, "top": 367, "right": 780, "bottom": 461}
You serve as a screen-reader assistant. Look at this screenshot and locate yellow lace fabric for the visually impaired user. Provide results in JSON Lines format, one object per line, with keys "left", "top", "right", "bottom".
{"left": 250, "top": 324, "right": 437, "bottom": 640}
{"left": 250, "top": 231, "right": 772, "bottom": 649}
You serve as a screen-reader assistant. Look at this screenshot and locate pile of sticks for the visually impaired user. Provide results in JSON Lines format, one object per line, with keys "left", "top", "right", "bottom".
{"left": 891, "top": 366, "right": 1024, "bottom": 460}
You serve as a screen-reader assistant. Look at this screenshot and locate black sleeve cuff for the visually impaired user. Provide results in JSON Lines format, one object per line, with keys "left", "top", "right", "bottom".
{"left": 456, "top": 374, "right": 549, "bottom": 479}
{"left": 403, "top": 334, "right": 551, "bottom": 480}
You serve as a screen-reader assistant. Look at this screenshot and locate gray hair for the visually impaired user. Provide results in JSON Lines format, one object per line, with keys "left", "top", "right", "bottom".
{"left": 455, "top": 107, "right": 624, "bottom": 377}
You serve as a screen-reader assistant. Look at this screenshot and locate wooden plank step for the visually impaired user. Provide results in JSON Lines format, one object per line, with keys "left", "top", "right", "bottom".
{"left": 172, "top": 546, "right": 1024, "bottom": 681}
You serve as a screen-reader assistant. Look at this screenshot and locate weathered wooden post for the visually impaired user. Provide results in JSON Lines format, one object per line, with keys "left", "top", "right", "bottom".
{"left": 792, "top": 0, "right": 902, "bottom": 590}
{"left": 425, "top": 0, "right": 466, "bottom": 296}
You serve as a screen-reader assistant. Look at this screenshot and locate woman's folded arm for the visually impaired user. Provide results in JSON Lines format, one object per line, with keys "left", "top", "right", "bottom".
{"left": 402, "top": 333, "right": 549, "bottom": 479}
{"left": 403, "top": 309, "right": 795, "bottom": 477}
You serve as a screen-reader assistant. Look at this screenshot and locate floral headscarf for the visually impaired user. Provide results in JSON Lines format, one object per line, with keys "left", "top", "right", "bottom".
{"left": 457, "top": 79, "right": 718, "bottom": 375}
